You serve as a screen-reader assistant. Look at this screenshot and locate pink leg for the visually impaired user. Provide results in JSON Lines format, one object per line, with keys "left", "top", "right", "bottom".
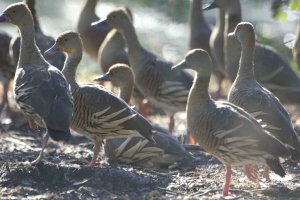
{"left": 243, "top": 164, "right": 258, "bottom": 181}
{"left": 263, "top": 166, "right": 270, "bottom": 181}
{"left": 138, "top": 99, "right": 151, "bottom": 118}
{"left": 89, "top": 141, "right": 103, "bottom": 166}
{"left": 31, "top": 133, "right": 49, "bottom": 165}
{"left": 223, "top": 165, "right": 232, "bottom": 196}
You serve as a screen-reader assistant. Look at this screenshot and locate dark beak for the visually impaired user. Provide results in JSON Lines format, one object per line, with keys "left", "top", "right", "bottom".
{"left": 93, "top": 73, "right": 110, "bottom": 82}
{"left": 171, "top": 59, "right": 187, "bottom": 70}
{"left": 202, "top": 1, "right": 217, "bottom": 11}
{"left": 44, "top": 43, "right": 61, "bottom": 58}
{"left": 0, "top": 13, "right": 8, "bottom": 23}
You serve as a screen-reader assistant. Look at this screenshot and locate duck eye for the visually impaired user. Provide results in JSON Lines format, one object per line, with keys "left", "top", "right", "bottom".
{"left": 12, "top": 10, "right": 16, "bottom": 13}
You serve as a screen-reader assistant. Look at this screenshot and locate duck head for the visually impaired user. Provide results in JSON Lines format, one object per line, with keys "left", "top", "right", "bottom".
{"left": 94, "top": 64, "right": 133, "bottom": 87}
{"left": 231, "top": 22, "right": 256, "bottom": 45}
{"left": 172, "top": 49, "right": 212, "bottom": 77}
{"left": 0, "top": 3, "right": 32, "bottom": 26}
{"left": 45, "top": 31, "right": 82, "bottom": 56}
{"left": 91, "top": 8, "right": 132, "bottom": 31}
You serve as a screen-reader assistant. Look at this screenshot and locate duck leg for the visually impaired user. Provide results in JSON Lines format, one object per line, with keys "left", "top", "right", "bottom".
{"left": 138, "top": 99, "right": 151, "bottom": 117}
{"left": 0, "top": 78, "right": 9, "bottom": 114}
{"left": 169, "top": 114, "right": 175, "bottom": 132}
{"left": 188, "top": 133, "right": 196, "bottom": 144}
{"left": 31, "top": 133, "right": 49, "bottom": 165}
{"left": 243, "top": 164, "right": 258, "bottom": 181}
{"left": 89, "top": 141, "right": 103, "bottom": 166}
{"left": 263, "top": 166, "right": 270, "bottom": 181}
{"left": 223, "top": 165, "right": 232, "bottom": 196}
{"left": 27, "top": 117, "right": 39, "bottom": 131}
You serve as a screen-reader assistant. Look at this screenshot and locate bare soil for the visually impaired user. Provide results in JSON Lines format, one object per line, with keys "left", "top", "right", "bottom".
{"left": 1, "top": 109, "right": 300, "bottom": 200}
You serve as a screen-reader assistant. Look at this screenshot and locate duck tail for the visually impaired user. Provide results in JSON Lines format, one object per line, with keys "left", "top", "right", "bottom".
{"left": 47, "top": 127, "right": 71, "bottom": 142}
{"left": 266, "top": 158, "right": 286, "bottom": 177}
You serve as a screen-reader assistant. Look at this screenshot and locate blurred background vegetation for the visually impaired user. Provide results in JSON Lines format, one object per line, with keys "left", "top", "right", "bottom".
{"left": 0, "top": 0, "right": 299, "bottom": 79}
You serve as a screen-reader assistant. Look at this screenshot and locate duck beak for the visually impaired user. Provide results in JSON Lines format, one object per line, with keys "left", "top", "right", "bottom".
{"left": 44, "top": 43, "right": 61, "bottom": 58}
{"left": 227, "top": 32, "right": 236, "bottom": 39}
{"left": 94, "top": 73, "right": 110, "bottom": 82}
{"left": 0, "top": 13, "right": 8, "bottom": 23}
{"left": 91, "top": 19, "right": 109, "bottom": 28}
{"left": 172, "top": 59, "right": 187, "bottom": 70}
{"left": 202, "top": 1, "right": 217, "bottom": 10}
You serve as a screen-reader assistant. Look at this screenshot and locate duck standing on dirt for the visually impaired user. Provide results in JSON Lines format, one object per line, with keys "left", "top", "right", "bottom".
{"left": 172, "top": 49, "right": 290, "bottom": 196}
{"left": 45, "top": 31, "right": 154, "bottom": 166}
{"left": 92, "top": 8, "right": 193, "bottom": 133}
{"left": 228, "top": 22, "right": 300, "bottom": 178}
{"left": 0, "top": 3, "right": 73, "bottom": 164}
{"left": 94, "top": 64, "right": 193, "bottom": 168}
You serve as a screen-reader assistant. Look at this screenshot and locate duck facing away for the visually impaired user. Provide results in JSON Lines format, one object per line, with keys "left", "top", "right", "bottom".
{"left": 172, "top": 49, "right": 290, "bottom": 196}
{"left": 77, "top": 0, "right": 111, "bottom": 60}
{"left": 228, "top": 22, "right": 300, "bottom": 167}
{"left": 0, "top": 3, "right": 73, "bottom": 164}
{"left": 44, "top": 31, "right": 154, "bottom": 166}
{"left": 205, "top": 0, "right": 300, "bottom": 104}
{"left": 10, "top": 0, "right": 65, "bottom": 70}
{"left": 94, "top": 64, "right": 193, "bottom": 168}
{"left": 92, "top": 8, "right": 193, "bottom": 133}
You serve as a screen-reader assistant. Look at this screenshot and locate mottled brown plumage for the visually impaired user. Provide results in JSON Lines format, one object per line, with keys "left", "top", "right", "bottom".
{"left": 172, "top": 49, "right": 290, "bottom": 196}
{"left": 228, "top": 22, "right": 300, "bottom": 163}
{"left": 45, "top": 31, "right": 154, "bottom": 166}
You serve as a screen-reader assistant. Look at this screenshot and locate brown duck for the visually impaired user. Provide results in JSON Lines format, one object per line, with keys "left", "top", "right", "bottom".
{"left": 172, "top": 49, "right": 290, "bottom": 196}
{"left": 0, "top": 3, "right": 73, "bottom": 164}
{"left": 204, "top": 0, "right": 300, "bottom": 104}
{"left": 10, "top": 0, "right": 65, "bottom": 70}
{"left": 92, "top": 8, "right": 193, "bottom": 132}
{"left": 228, "top": 22, "right": 300, "bottom": 174}
{"left": 45, "top": 31, "right": 154, "bottom": 166}
{"left": 77, "top": 0, "right": 111, "bottom": 60}
{"left": 94, "top": 64, "right": 193, "bottom": 168}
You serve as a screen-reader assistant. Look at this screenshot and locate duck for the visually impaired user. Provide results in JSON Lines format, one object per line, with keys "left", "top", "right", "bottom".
{"left": 204, "top": 0, "right": 300, "bottom": 104}
{"left": 228, "top": 22, "right": 300, "bottom": 170}
{"left": 0, "top": 3, "right": 73, "bottom": 164}
{"left": 10, "top": 0, "right": 65, "bottom": 70}
{"left": 190, "top": 0, "right": 225, "bottom": 100}
{"left": 94, "top": 64, "right": 193, "bottom": 168}
{"left": 44, "top": 31, "right": 154, "bottom": 166}
{"left": 172, "top": 49, "right": 290, "bottom": 196}
{"left": 0, "top": 30, "right": 13, "bottom": 113}
{"left": 293, "top": 19, "right": 300, "bottom": 70}
{"left": 92, "top": 8, "right": 193, "bottom": 133}
{"left": 77, "top": 0, "right": 111, "bottom": 60}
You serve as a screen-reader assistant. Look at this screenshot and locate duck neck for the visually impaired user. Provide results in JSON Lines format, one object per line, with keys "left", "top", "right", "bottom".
{"left": 224, "top": 1, "right": 242, "bottom": 36}
{"left": 119, "top": 80, "right": 134, "bottom": 103}
{"left": 83, "top": 0, "right": 97, "bottom": 13}
{"left": 216, "top": 9, "right": 225, "bottom": 32}
{"left": 26, "top": 0, "right": 41, "bottom": 32}
{"left": 18, "top": 19, "right": 44, "bottom": 68}
{"left": 190, "top": 0, "right": 207, "bottom": 28}
{"left": 236, "top": 40, "right": 255, "bottom": 80}
{"left": 62, "top": 50, "right": 81, "bottom": 87}
{"left": 188, "top": 73, "right": 211, "bottom": 108}
{"left": 119, "top": 22, "right": 144, "bottom": 68}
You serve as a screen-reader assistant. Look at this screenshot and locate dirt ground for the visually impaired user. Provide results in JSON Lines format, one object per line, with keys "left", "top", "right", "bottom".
{"left": 1, "top": 108, "right": 300, "bottom": 200}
